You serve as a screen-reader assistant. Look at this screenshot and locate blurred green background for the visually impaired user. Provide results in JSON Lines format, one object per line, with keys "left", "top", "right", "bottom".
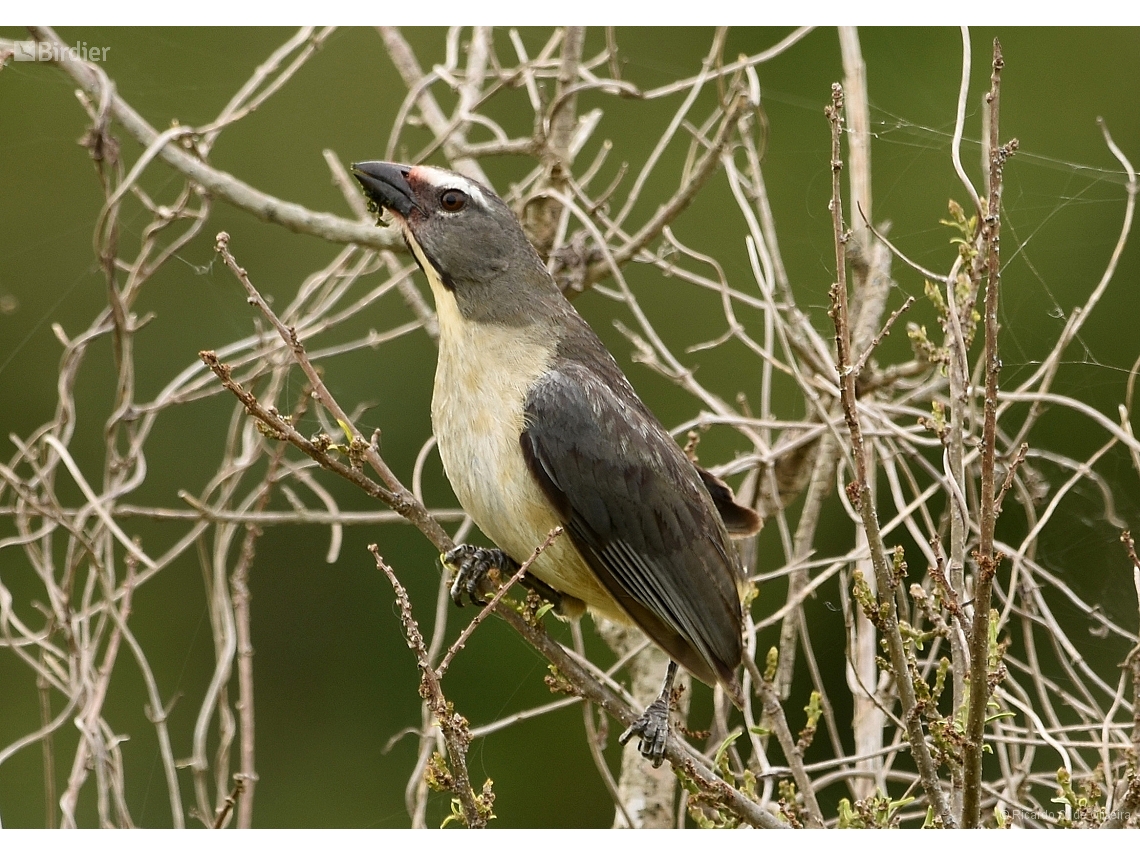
{"left": 1, "top": 27, "right": 1138, "bottom": 828}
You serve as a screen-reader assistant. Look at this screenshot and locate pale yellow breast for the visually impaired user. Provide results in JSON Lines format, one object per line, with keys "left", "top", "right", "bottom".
{"left": 410, "top": 235, "right": 625, "bottom": 620}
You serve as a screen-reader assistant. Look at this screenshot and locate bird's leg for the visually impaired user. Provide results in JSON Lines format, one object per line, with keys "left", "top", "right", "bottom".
{"left": 442, "top": 545, "right": 517, "bottom": 606}
{"left": 619, "top": 660, "right": 678, "bottom": 768}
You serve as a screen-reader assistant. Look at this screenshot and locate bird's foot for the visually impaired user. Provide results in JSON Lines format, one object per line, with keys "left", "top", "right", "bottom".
{"left": 619, "top": 694, "right": 672, "bottom": 768}
{"left": 442, "top": 545, "right": 518, "bottom": 606}
{"left": 619, "top": 661, "right": 679, "bottom": 768}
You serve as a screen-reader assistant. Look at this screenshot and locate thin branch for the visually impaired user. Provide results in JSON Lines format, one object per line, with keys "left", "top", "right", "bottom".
{"left": 641, "top": 27, "right": 814, "bottom": 99}
{"left": 951, "top": 27, "right": 983, "bottom": 213}
{"left": 372, "top": 548, "right": 488, "bottom": 828}
{"left": 587, "top": 89, "right": 750, "bottom": 284}
{"left": 826, "top": 82, "right": 955, "bottom": 827}
{"left": 747, "top": 660, "right": 825, "bottom": 827}
{"left": 963, "top": 39, "right": 1015, "bottom": 829}
{"left": 210, "top": 232, "right": 452, "bottom": 550}
{"left": 26, "top": 27, "right": 404, "bottom": 253}
{"left": 522, "top": 26, "right": 585, "bottom": 256}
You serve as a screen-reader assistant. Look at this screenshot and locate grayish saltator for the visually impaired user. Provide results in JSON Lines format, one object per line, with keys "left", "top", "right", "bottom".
{"left": 353, "top": 161, "right": 760, "bottom": 765}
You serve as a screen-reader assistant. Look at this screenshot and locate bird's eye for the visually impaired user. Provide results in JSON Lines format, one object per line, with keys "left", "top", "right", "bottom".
{"left": 440, "top": 189, "right": 467, "bottom": 212}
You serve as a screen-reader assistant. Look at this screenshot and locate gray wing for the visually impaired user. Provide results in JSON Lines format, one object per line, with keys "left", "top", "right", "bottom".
{"left": 519, "top": 363, "right": 743, "bottom": 692}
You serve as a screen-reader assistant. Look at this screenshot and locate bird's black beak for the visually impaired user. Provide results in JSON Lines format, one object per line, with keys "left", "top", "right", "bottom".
{"left": 351, "top": 161, "right": 418, "bottom": 218}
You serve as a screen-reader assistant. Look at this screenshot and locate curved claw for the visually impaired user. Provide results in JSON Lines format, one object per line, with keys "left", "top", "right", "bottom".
{"left": 442, "top": 545, "right": 517, "bottom": 607}
{"left": 619, "top": 693, "right": 671, "bottom": 768}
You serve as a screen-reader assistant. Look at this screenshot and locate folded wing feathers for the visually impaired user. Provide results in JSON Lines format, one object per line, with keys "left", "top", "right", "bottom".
{"left": 521, "top": 364, "right": 744, "bottom": 688}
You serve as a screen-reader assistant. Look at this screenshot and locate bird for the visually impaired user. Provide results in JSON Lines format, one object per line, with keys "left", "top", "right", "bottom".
{"left": 352, "top": 160, "right": 760, "bottom": 766}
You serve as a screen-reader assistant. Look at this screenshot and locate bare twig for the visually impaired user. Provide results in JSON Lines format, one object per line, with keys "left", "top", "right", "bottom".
{"left": 963, "top": 39, "right": 1016, "bottom": 829}
{"left": 210, "top": 232, "right": 452, "bottom": 551}
{"left": 372, "top": 548, "right": 489, "bottom": 828}
{"left": 521, "top": 26, "right": 585, "bottom": 256}
{"left": 587, "top": 89, "right": 750, "bottom": 285}
{"left": 378, "top": 26, "right": 489, "bottom": 183}
{"left": 826, "top": 82, "right": 955, "bottom": 827}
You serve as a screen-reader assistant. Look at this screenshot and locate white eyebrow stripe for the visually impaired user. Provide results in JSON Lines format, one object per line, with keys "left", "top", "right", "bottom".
{"left": 412, "top": 165, "right": 490, "bottom": 209}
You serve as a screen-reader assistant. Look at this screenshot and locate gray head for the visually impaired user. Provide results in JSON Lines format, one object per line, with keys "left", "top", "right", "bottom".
{"left": 352, "top": 161, "right": 561, "bottom": 326}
